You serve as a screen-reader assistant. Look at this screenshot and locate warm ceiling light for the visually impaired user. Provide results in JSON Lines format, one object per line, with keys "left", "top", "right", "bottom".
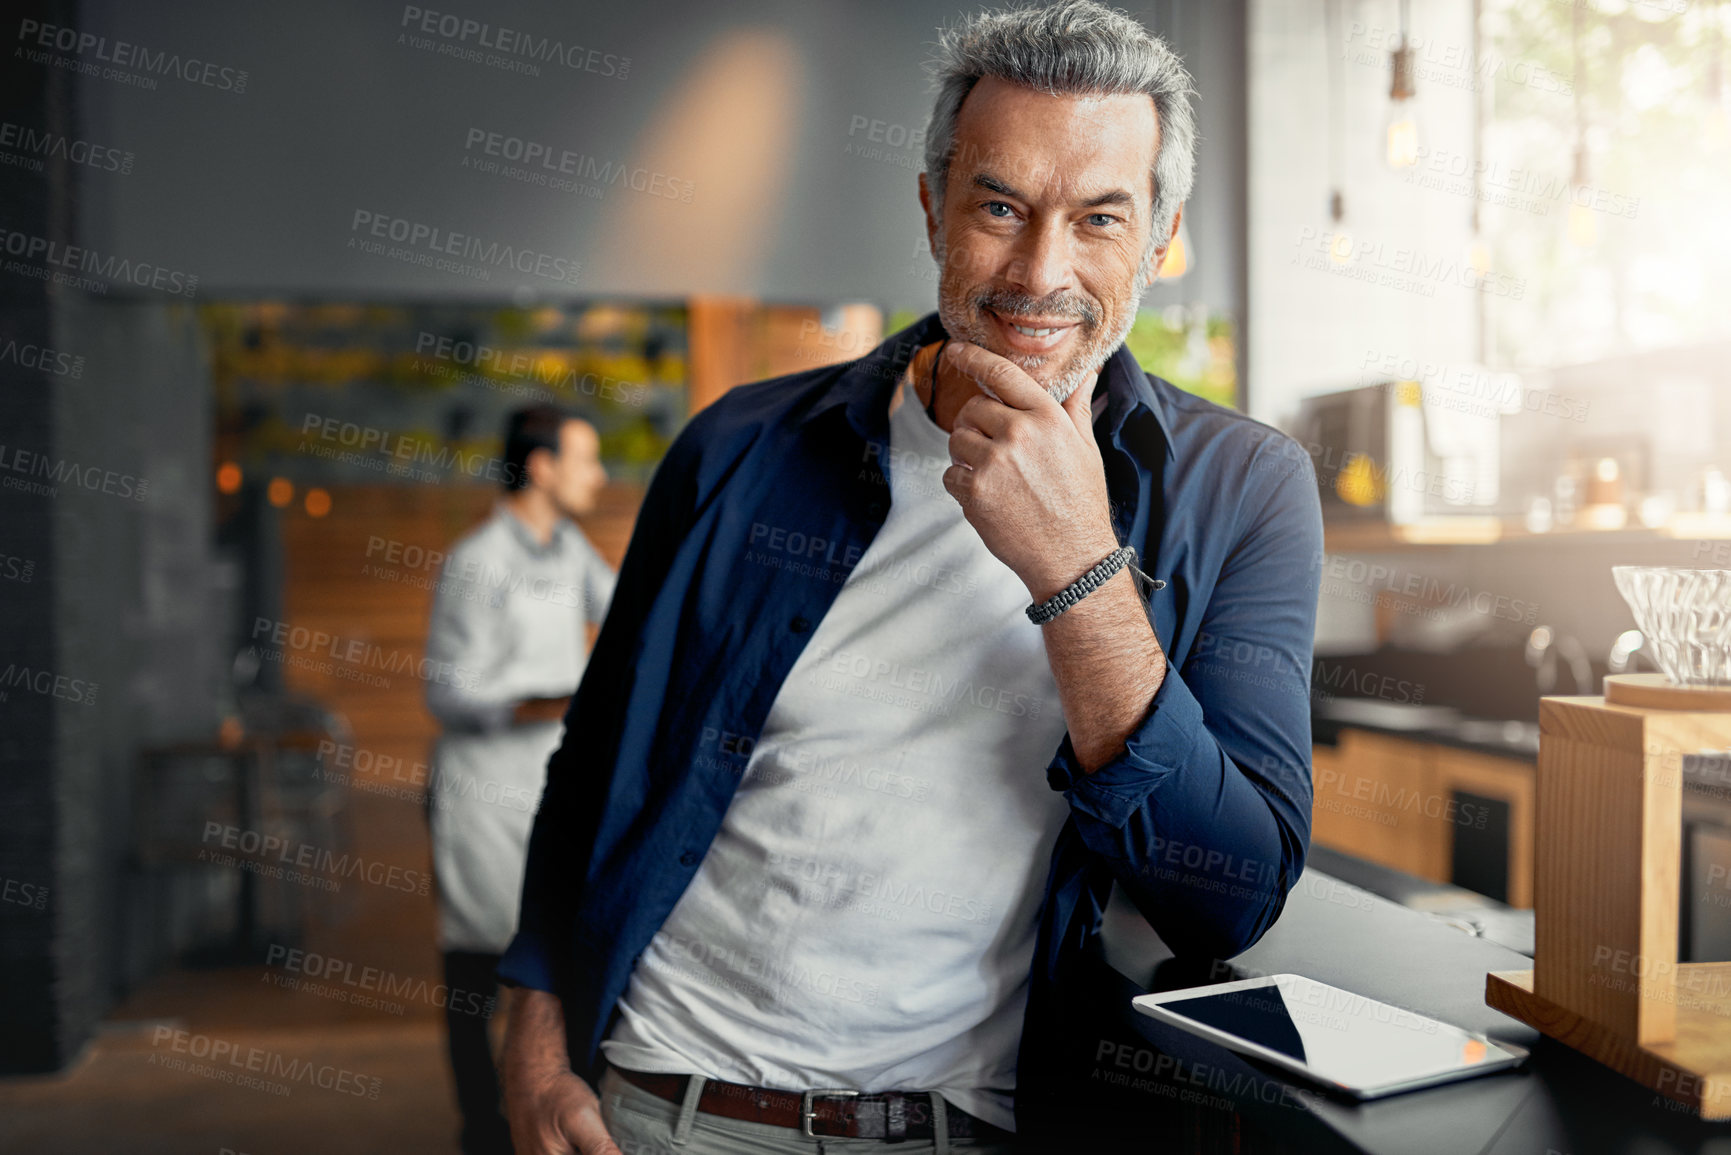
{"left": 216, "top": 461, "right": 243, "bottom": 494}
{"left": 1158, "top": 221, "right": 1191, "bottom": 279}
{"left": 1566, "top": 143, "right": 1598, "bottom": 249}
{"left": 267, "top": 477, "right": 294, "bottom": 507}
{"left": 305, "top": 488, "right": 332, "bottom": 518}
{"left": 1466, "top": 237, "right": 1493, "bottom": 277}
{"left": 1385, "top": 1, "right": 1419, "bottom": 169}
{"left": 1566, "top": 201, "right": 1598, "bottom": 249}
{"left": 1386, "top": 98, "right": 1419, "bottom": 168}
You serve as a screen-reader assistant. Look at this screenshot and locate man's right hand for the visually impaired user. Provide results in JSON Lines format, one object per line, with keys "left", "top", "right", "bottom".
{"left": 503, "top": 989, "right": 622, "bottom": 1155}
{"left": 506, "top": 1064, "right": 620, "bottom": 1155}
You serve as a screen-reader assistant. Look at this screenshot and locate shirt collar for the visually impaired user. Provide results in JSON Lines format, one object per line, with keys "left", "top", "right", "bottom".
{"left": 496, "top": 500, "right": 569, "bottom": 558}
{"left": 818, "top": 311, "right": 1175, "bottom": 460}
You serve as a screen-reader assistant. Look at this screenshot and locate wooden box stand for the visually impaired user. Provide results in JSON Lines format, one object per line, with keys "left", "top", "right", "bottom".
{"left": 1485, "top": 674, "right": 1731, "bottom": 1118}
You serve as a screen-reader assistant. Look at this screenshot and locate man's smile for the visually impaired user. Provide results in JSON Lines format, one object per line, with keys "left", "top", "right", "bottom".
{"left": 983, "top": 307, "right": 1083, "bottom": 355}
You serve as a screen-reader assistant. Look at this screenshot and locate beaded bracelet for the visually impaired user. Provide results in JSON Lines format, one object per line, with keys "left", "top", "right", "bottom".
{"left": 1025, "top": 545, "right": 1166, "bottom": 625}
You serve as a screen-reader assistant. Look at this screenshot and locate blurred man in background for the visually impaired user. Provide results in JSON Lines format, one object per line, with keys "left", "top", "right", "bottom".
{"left": 424, "top": 404, "right": 617, "bottom": 1155}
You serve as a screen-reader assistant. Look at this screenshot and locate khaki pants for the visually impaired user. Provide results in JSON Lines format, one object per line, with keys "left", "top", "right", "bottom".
{"left": 596, "top": 1066, "right": 1020, "bottom": 1155}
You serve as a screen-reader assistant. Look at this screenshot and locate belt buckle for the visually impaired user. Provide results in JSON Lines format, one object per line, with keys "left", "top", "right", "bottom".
{"left": 800, "top": 1088, "right": 861, "bottom": 1138}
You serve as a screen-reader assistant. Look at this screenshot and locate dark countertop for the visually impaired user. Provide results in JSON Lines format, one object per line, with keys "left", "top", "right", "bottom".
{"left": 1092, "top": 868, "right": 1731, "bottom": 1154}
{"left": 1312, "top": 701, "right": 1540, "bottom": 763}
{"left": 1309, "top": 645, "right": 1552, "bottom": 762}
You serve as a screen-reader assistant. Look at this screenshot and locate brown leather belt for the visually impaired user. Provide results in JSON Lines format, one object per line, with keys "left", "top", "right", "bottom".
{"left": 609, "top": 1063, "right": 1014, "bottom": 1142}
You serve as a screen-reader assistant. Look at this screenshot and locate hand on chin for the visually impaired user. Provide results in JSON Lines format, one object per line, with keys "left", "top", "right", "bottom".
{"left": 937, "top": 340, "right": 1117, "bottom": 598}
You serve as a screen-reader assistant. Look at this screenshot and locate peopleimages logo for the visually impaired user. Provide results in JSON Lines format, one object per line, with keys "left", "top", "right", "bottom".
{"left": 1314, "top": 551, "right": 1539, "bottom": 625}
{"left": 0, "top": 551, "right": 34, "bottom": 583}
{"left": 413, "top": 333, "right": 647, "bottom": 405}
{"left": 1311, "top": 660, "right": 1425, "bottom": 706}
{"left": 763, "top": 849, "right": 993, "bottom": 924}
{"left": 1293, "top": 228, "right": 1526, "bottom": 299}
{"left": 842, "top": 114, "right": 927, "bottom": 171}
{"left": 1, "top": 876, "right": 48, "bottom": 911}
{"left": 1357, "top": 349, "right": 1590, "bottom": 423}
{"left": 0, "top": 225, "right": 197, "bottom": 297}
{"left": 1344, "top": 23, "right": 1571, "bottom": 96}
{"left": 200, "top": 821, "right": 431, "bottom": 896}
{"left": 299, "top": 414, "right": 524, "bottom": 486}
{"left": 654, "top": 934, "right": 881, "bottom": 1007}
{"left": 249, "top": 615, "right": 480, "bottom": 691}
{"left": 805, "top": 642, "right": 1045, "bottom": 720}
{"left": 1403, "top": 145, "right": 1639, "bottom": 221}
{"left": 1257, "top": 434, "right": 1479, "bottom": 505}
{"left": 0, "top": 337, "right": 84, "bottom": 378}
{"left": 362, "top": 532, "right": 596, "bottom": 615}
{"left": 398, "top": 6, "right": 629, "bottom": 79}
{"left": 0, "top": 663, "right": 98, "bottom": 705}
{"left": 149, "top": 1027, "right": 380, "bottom": 1099}
{"left": 266, "top": 944, "right": 496, "bottom": 1017}
{"left": 461, "top": 128, "right": 693, "bottom": 202}
{"left": 1313, "top": 768, "right": 1487, "bottom": 829}
{"left": 0, "top": 121, "right": 134, "bottom": 173}
{"left": 0, "top": 442, "right": 150, "bottom": 501}
{"left": 15, "top": 19, "right": 249, "bottom": 92}
{"left": 348, "top": 210, "right": 583, "bottom": 286}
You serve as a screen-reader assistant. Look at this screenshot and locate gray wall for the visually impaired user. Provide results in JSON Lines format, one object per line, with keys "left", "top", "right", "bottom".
{"left": 0, "top": 9, "right": 66, "bottom": 1069}
{"left": 75, "top": 0, "right": 1245, "bottom": 318}
{"left": 1, "top": 9, "right": 223, "bottom": 1069}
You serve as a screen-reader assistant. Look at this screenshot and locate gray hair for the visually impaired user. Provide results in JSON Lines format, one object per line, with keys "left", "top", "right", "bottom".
{"left": 922, "top": 0, "right": 1197, "bottom": 244}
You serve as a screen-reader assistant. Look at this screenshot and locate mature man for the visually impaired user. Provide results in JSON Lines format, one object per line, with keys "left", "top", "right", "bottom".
{"left": 425, "top": 405, "right": 617, "bottom": 1155}
{"left": 501, "top": 4, "right": 1321, "bottom": 1153}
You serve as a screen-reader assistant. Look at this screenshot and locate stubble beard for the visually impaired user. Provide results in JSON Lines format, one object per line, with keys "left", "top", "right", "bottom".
{"left": 933, "top": 235, "right": 1153, "bottom": 405}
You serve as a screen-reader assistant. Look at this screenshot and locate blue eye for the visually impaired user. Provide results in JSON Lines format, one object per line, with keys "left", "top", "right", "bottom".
{"left": 1087, "top": 213, "right": 1119, "bottom": 227}
{"left": 984, "top": 202, "right": 1015, "bottom": 218}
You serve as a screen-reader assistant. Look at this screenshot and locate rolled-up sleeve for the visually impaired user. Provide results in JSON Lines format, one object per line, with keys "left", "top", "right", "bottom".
{"left": 1046, "top": 438, "right": 1322, "bottom": 960}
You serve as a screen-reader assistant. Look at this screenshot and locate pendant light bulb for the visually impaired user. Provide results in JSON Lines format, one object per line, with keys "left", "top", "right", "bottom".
{"left": 1386, "top": 38, "right": 1420, "bottom": 169}
{"left": 1566, "top": 141, "right": 1598, "bottom": 249}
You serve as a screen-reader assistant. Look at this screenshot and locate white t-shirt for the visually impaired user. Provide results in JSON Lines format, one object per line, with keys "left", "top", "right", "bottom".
{"left": 601, "top": 370, "right": 1073, "bottom": 1130}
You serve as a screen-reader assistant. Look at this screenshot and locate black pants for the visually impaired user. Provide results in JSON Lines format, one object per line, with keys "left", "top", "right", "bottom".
{"left": 442, "top": 949, "right": 513, "bottom": 1155}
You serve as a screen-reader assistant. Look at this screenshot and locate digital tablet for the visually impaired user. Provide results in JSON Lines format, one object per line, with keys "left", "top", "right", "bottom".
{"left": 1131, "top": 974, "right": 1529, "bottom": 1100}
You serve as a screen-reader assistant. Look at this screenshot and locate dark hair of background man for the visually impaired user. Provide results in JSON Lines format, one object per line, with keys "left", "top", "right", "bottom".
{"left": 503, "top": 405, "right": 571, "bottom": 492}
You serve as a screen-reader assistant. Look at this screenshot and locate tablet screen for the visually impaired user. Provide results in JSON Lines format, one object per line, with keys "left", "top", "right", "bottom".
{"left": 1147, "top": 976, "right": 1522, "bottom": 1092}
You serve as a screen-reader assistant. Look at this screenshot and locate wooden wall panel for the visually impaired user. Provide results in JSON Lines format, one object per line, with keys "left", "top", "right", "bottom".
{"left": 1313, "top": 729, "right": 1536, "bottom": 908}
{"left": 274, "top": 482, "right": 642, "bottom": 971}
{"left": 1311, "top": 729, "right": 1448, "bottom": 880}
{"left": 688, "top": 296, "right": 884, "bottom": 413}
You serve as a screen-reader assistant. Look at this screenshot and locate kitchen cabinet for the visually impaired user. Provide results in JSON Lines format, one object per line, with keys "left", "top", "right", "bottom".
{"left": 1311, "top": 728, "right": 1534, "bottom": 907}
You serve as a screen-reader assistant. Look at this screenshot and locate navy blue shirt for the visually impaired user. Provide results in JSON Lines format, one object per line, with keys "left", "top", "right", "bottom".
{"left": 499, "top": 311, "right": 1323, "bottom": 1130}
